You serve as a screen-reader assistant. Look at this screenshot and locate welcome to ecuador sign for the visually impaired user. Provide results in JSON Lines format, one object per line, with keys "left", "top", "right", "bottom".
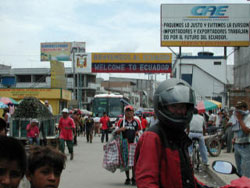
{"left": 91, "top": 53, "right": 172, "bottom": 73}
{"left": 161, "top": 4, "right": 250, "bottom": 47}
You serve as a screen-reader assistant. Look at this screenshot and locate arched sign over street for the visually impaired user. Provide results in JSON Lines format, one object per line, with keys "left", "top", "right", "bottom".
{"left": 91, "top": 53, "right": 172, "bottom": 73}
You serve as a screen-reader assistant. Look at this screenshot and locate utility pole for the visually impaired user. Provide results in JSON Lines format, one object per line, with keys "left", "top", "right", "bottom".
{"left": 72, "top": 48, "right": 77, "bottom": 100}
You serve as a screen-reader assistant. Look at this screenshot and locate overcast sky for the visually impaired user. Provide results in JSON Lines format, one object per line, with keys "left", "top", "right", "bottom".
{"left": 0, "top": 0, "right": 248, "bottom": 81}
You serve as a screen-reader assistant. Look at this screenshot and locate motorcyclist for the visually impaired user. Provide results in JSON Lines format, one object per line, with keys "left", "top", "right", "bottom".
{"left": 134, "top": 78, "right": 208, "bottom": 188}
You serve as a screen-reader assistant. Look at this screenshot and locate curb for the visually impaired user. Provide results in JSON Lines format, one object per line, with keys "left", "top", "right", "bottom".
{"left": 205, "top": 167, "right": 227, "bottom": 186}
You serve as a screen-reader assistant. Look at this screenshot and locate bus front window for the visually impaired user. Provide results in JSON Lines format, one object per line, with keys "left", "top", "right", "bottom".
{"left": 108, "top": 98, "right": 123, "bottom": 117}
{"left": 93, "top": 98, "right": 108, "bottom": 116}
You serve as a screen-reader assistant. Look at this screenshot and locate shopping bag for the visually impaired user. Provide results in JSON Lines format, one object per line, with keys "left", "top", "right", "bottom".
{"left": 103, "top": 139, "right": 119, "bottom": 173}
{"left": 128, "top": 143, "right": 137, "bottom": 167}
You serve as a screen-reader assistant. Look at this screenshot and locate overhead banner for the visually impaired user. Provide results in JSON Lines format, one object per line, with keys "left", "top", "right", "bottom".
{"left": 41, "top": 42, "right": 72, "bottom": 61}
{"left": 161, "top": 4, "right": 250, "bottom": 47}
{"left": 50, "top": 61, "right": 67, "bottom": 89}
{"left": 75, "top": 53, "right": 92, "bottom": 73}
{"left": 91, "top": 53, "right": 172, "bottom": 73}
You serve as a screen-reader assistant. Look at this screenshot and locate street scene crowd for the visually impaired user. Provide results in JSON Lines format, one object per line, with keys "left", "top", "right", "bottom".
{"left": 0, "top": 78, "right": 250, "bottom": 188}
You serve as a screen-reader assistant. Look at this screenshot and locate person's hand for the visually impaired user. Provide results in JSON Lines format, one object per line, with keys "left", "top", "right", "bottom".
{"left": 120, "top": 127, "right": 126, "bottom": 132}
{"left": 116, "top": 127, "right": 126, "bottom": 134}
{"left": 232, "top": 138, "right": 236, "bottom": 145}
{"left": 235, "top": 111, "right": 243, "bottom": 121}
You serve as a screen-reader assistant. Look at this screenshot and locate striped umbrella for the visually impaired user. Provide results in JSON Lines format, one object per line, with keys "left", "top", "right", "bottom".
{"left": 0, "top": 97, "right": 18, "bottom": 105}
{"left": 196, "top": 100, "right": 221, "bottom": 113}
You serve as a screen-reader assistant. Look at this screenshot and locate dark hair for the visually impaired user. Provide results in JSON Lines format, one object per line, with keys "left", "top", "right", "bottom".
{"left": 28, "top": 146, "right": 66, "bottom": 174}
{"left": 103, "top": 112, "right": 106, "bottom": 115}
{"left": 0, "top": 118, "right": 7, "bottom": 132}
{"left": 209, "top": 110, "right": 212, "bottom": 114}
{"left": 236, "top": 101, "right": 248, "bottom": 110}
{"left": 0, "top": 136, "right": 27, "bottom": 177}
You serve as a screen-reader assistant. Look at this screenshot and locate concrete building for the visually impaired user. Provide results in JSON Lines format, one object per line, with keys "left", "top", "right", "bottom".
{"left": 172, "top": 52, "right": 234, "bottom": 107}
{"left": 229, "top": 46, "right": 250, "bottom": 107}
{"left": 107, "top": 77, "right": 159, "bottom": 108}
{"left": 0, "top": 66, "right": 99, "bottom": 109}
{"left": 233, "top": 46, "right": 250, "bottom": 89}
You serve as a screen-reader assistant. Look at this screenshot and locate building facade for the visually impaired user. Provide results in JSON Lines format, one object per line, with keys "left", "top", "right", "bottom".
{"left": 172, "top": 52, "right": 234, "bottom": 107}
{"left": 0, "top": 66, "right": 98, "bottom": 110}
{"left": 229, "top": 46, "right": 250, "bottom": 107}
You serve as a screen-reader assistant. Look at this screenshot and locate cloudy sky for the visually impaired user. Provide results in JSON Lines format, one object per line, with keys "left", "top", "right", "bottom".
{"left": 0, "top": 0, "right": 248, "bottom": 80}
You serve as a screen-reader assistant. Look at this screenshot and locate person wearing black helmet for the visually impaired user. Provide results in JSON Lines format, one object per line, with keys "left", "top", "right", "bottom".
{"left": 134, "top": 78, "right": 207, "bottom": 188}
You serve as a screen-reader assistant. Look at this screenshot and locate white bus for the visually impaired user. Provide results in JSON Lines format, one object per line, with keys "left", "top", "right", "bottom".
{"left": 92, "top": 93, "right": 129, "bottom": 119}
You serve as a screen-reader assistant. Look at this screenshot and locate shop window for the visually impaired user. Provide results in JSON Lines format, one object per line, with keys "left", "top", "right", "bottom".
{"left": 214, "top": 61, "right": 221, "bottom": 65}
{"left": 34, "top": 75, "right": 46, "bottom": 82}
{"left": 181, "top": 74, "right": 192, "bottom": 86}
{"left": 17, "top": 75, "right": 31, "bottom": 83}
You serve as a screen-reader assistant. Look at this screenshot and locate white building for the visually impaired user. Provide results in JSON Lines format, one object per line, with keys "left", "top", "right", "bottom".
{"left": 172, "top": 52, "right": 234, "bottom": 107}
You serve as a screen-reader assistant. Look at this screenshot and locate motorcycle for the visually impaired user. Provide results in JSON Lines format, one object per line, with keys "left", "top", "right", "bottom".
{"left": 212, "top": 160, "right": 250, "bottom": 188}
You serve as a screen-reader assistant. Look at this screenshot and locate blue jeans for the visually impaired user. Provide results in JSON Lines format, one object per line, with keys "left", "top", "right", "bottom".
{"left": 188, "top": 132, "right": 209, "bottom": 164}
{"left": 28, "top": 137, "right": 40, "bottom": 145}
{"left": 234, "top": 143, "right": 250, "bottom": 178}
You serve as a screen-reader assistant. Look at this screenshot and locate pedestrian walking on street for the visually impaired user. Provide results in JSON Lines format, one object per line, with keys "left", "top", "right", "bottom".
{"left": 58, "top": 108, "right": 76, "bottom": 160}
{"left": 26, "top": 145, "right": 66, "bottom": 188}
{"left": 134, "top": 78, "right": 207, "bottom": 188}
{"left": 232, "top": 101, "right": 250, "bottom": 178}
{"left": 0, "top": 136, "right": 27, "bottom": 188}
{"left": 100, "top": 112, "right": 110, "bottom": 143}
{"left": 85, "top": 114, "right": 94, "bottom": 143}
{"left": 116, "top": 105, "right": 141, "bottom": 185}
{"left": 72, "top": 109, "right": 81, "bottom": 145}
{"left": 93, "top": 114, "right": 101, "bottom": 137}
{"left": 139, "top": 113, "right": 147, "bottom": 132}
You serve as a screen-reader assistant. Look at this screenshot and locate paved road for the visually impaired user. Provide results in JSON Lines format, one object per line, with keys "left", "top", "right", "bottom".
{"left": 60, "top": 135, "right": 135, "bottom": 188}
{"left": 60, "top": 135, "right": 238, "bottom": 188}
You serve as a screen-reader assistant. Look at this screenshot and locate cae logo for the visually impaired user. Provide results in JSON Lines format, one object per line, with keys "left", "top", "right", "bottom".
{"left": 191, "top": 6, "right": 228, "bottom": 17}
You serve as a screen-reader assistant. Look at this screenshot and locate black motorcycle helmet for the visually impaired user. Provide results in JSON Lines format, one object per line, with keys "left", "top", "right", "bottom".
{"left": 153, "top": 78, "right": 196, "bottom": 131}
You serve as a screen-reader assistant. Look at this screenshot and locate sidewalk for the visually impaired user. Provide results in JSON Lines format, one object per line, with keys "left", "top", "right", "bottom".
{"left": 207, "top": 148, "right": 238, "bottom": 185}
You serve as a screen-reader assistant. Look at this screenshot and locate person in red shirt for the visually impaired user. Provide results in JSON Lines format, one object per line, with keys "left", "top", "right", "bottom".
{"left": 26, "top": 119, "right": 40, "bottom": 145}
{"left": 58, "top": 108, "right": 75, "bottom": 160}
{"left": 139, "top": 113, "right": 148, "bottom": 132}
{"left": 100, "top": 112, "right": 110, "bottom": 143}
{"left": 134, "top": 79, "right": 207, "bottom": 188}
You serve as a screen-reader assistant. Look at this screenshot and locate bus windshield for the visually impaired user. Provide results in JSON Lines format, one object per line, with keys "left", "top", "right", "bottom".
{"left": 92, "top": 97, "right": 123, "bottom": 117}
